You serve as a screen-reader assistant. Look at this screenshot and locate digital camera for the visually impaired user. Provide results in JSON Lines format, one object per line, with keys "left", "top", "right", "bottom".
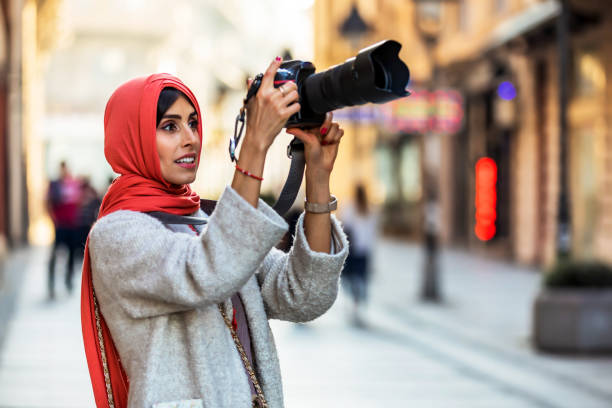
{"left": 273, "top": 39, "right": 411, "bottom": 128}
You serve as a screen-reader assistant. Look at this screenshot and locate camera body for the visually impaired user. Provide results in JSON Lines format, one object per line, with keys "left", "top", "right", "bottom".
{"left": 273, "top": 40, "right": 411, "bottom": 129}
{"left": 274, "top": 60, "right": 324, "bottom": 128}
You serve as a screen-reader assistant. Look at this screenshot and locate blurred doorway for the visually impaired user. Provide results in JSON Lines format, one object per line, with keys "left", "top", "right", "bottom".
{"left": 451, "top": 126, "right": 470, "bottom": 245}
{"left": 376, "top": 134, "right": 422, "bottom": 238}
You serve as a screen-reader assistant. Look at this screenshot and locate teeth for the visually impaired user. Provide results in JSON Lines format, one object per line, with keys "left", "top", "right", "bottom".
{"left": 175, "top": 157, "right": 195, "bottom": 164}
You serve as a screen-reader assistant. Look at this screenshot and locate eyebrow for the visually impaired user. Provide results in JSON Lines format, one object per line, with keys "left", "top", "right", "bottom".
{"left": 161, "top": 111, "right": 198, "bottom": 120}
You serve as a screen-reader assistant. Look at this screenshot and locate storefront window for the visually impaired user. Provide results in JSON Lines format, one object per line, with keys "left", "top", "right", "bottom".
{"left": 571, "top": 127, "right": 599, "bottom": 257}
{"left": 400, "top": 141, "right": 422, "bottom": 202}
{"left": 375, "top": 146, "right": 397, "bottom": 202}
{"left": 375, "top": 139, "right": 421, "bottom": 203}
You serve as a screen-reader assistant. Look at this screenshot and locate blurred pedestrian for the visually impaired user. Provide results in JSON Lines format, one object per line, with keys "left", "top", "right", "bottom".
{"left": 46, "top": 161, "right": 81, "bottom": 298}
{"left": 76, "top": 176, "right": 101, "bottom": 253}
{"left": 341, "top": 184, "right": 379, "bottom": 326}
{"left": 81, "top": 67, "right": 348, "bottom": 408}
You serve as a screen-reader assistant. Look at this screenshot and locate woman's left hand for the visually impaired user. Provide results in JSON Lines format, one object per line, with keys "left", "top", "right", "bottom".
{"left": 288, "top": 112, "right": 342, "bottom": 254}
{"left": 286, "top": 112, "right": 344, "bottom": 179}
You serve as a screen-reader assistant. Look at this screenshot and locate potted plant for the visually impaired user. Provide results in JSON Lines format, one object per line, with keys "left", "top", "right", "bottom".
{"left": 533, "top": 260, "right": 612, "bottom": 353}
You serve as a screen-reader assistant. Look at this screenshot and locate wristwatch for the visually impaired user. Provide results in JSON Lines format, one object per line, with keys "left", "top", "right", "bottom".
{"left": 304, "top": 195, "right": 338, "bottom": 213}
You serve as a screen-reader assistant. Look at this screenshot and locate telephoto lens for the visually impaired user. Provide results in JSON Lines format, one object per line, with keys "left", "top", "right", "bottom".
{"left": 276, "top": 39, "right": 410, "bottom": 128}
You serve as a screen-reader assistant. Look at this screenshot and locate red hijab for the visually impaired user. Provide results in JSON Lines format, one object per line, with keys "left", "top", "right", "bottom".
{"left": 81, "top": 74, "right": 203, "bottom": 407}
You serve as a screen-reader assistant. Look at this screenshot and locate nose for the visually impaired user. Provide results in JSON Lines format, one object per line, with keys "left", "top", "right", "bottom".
{"left": 181, "top": 124, "right": 199, "bottom": 147}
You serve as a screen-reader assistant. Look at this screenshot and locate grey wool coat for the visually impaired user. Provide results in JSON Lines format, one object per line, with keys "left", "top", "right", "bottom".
{"left": 88, "top": 186, "right": 349, "bottom": 408}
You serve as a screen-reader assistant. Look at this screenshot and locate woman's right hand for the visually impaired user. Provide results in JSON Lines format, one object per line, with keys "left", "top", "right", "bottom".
{"left": 231, "top": 57, "right": 300, "bottom": 209}
{"left": 243, "top": 57, "right": 301, "bottom": 154}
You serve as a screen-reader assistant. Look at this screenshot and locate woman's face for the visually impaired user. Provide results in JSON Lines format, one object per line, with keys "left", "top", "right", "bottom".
{"left": 156, "top": 95, "right": 201, "bottom": 185}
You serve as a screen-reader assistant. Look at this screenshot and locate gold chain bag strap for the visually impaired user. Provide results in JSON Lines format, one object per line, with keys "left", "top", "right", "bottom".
{"left": 217, "top": 304, "right": 268, "bottom": 408}
{"left": 93, "top": 292, "right": 117, "bottom": 408}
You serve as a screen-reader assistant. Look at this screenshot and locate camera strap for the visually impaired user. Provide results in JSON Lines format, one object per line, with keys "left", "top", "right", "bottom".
{"left": 230, "top": 74, "right": 264, "bottom": 162}
{"left": 271, "top": 138, "right": 305, "bottom": 216}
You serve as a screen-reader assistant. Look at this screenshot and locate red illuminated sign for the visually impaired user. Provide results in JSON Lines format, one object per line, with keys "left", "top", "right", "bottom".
{"left": 475, "top": 157, "right": 497, "bottom": 241}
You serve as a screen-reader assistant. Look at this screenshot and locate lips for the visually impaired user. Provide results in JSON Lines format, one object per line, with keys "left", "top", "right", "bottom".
{"left": 174, "top": 153, "right": 197, "bottom": 169}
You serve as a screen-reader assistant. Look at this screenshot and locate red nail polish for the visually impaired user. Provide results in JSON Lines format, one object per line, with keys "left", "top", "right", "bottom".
{"left": 320, "top": 127, "right": 328, "bottom": 135}
{"left": 275, "top": 56, "right": 281, "bottom": 62}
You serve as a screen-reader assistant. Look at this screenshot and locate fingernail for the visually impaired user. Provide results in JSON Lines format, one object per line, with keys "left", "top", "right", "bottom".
{"left": 320, "top": 127, "right": 327, "bottom": 135}
{"left": 275, "top": 56, "right": 282, "bottom": 62}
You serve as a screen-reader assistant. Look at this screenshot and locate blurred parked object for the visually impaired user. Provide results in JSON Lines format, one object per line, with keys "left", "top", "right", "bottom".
{"left": 534, "top": 260, "right": 612, "bottom": 353}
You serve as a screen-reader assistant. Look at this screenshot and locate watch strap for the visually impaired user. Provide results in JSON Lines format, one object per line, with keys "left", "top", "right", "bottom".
{"left": 304, "top": 195, "right": 337, "bottom": 213}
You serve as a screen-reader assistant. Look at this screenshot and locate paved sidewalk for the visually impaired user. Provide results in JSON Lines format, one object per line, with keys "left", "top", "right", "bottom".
{"left": 0, "top": 246, "right": 93, "bottom": 407}
{"left": 0, "top": 248, "right": 29, "bottom": 351}
{"left": 0, "top": 241, "right": 611, "bottom": 407}
{"left": 364, "top": 240, "right": 612, "bottom": 407}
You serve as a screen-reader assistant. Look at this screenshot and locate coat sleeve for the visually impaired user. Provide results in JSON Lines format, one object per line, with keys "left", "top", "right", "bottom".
{"left": 256, "top": 211, "right": 349, "bottom": 322}
{"left": 88, "top": 186, "right": 288, "bottom": 319}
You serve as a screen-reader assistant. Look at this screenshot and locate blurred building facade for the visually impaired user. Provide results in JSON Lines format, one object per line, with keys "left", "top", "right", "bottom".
{"left": 39, "top": 0, "right": 315, "bottom": 242}
{"left": 314, "top": 0, "right": 612, "bottom": 266}
{"left": 0, "top": 0, "right": 60, "bottom": 254}
{"left": 0, "top": 0, "right": 18, "bottom": 255}
{"left": 437, "top": 0, "right": 611, "bottom": 266}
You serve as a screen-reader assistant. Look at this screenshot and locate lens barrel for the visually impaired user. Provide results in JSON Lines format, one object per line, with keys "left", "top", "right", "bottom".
{"left": 303, "top": 40, "right": 410, "bottom": 114}
{"left": 274, "top": 39, "right": 410, "bottom": 128}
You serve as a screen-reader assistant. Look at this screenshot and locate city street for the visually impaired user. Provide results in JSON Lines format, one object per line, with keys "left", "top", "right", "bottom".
{"left": 1, "top": 240, "right": 611, "bottom": 408}
{"left": 2, "top": 1, "right": 612, "bottom": 407}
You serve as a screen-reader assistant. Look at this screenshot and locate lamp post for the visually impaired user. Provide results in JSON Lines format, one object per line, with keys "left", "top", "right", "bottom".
{"left": 339, "top": 2, "right": 372, "bottom": 50}
{"left": 413, "top": 0, "right": 455, "bottom": 302}
{"left": 556, "top": 0, "right": 571, "bottom": 258}
{"left": 338, "top": 3, "right": 371, "bottom": 181}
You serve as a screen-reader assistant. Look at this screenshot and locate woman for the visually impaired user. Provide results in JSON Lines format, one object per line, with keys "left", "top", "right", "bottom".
{"left": 82, "top": 57, "right": 348, "bottom": 408}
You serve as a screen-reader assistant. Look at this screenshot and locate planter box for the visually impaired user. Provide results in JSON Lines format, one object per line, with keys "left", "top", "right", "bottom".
{"left": 533, "top": 289, "right": 612, "bottom": 353}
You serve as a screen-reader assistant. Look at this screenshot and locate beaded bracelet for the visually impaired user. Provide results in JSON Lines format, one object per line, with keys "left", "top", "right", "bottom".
{"left": 235, "top": 164, "right": 264, "bottom": 181}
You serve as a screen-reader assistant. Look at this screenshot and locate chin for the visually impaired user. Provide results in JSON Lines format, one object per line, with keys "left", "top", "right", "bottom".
{"left": 179, "top": 176, "right": 196, "bottom": 185}
{"left": 165, "top": 174, "right": 197, "bottom": 186}
{"left": 162, "top": 164, "right": 198, "bottom": 186}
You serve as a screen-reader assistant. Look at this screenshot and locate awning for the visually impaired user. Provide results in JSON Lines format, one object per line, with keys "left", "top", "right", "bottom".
{"left": 486, "top": 0, "right": 560, "bottom": 51}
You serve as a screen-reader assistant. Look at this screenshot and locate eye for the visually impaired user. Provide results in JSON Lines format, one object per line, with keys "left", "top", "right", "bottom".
{"left": 189, "top": 119, "right": 199, "bottom": 130}
{"left": 161, "top": 121, "right": 177, "bottom": 132}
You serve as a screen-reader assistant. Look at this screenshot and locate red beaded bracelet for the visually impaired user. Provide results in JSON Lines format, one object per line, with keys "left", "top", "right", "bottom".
{"left": 235, "top": 164, "right": 264, "bottom": 181}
